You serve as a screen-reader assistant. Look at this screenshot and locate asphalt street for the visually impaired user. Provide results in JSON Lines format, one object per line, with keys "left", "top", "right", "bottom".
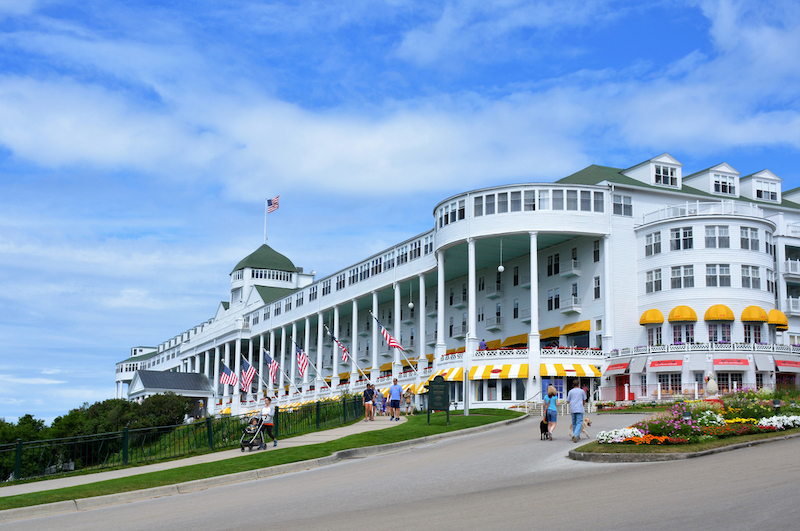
{"left": 3, "top": 414, "right": 798, "bottom": 530}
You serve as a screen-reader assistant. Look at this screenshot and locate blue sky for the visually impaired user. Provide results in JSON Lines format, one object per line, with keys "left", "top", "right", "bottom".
{"left": 0, "top": 0, "right": 798, "bottom": 423}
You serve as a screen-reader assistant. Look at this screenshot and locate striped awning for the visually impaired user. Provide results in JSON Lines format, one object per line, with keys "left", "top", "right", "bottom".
{"left": 469, "top": 364, "right": 528, "bottom": 380}
{"left": 427, "top": 353, "right": 435, "bottom": 361}
{"left": 768, "top": 309, "right": 788, "bottom": 331}
{"left": 540, "top": 363, "right": 601, "bottom": 377}
{"left": 560, "top": 320, "right": 591, "bottom": 335}
{"left": 219, "top": 407, "right": 231, "bottom": 415}
{"left": 500, "top": 334, "right": 528, "bottom": 348}
{"left": 484, "top": 339, "right": 502, "bottom": 349}
{"left": 339, "top": 371, "right": 351, "bottom": 379}
{"left": 640, "top": 309, "right": 664, "bottom": 325}
{"left": 669, "top": 305, "right": 697, "bottom": 322}
{"left": 455, "top": 346, "right": 465, "bottom": 353}
{"left": 705, "top": 304, "right": 734, "bottom": 321}
{"left": 379, "top": 362, "right": 393, "bottom": 371}
{"left": 741, "top": 306, "right": 768, "bottom": 322}
{"left": 446, "top": 348, "right": 456, "bottom": 355}
{"left": 402, "top": 358, "right": 418, "bottom": 367}
{"left": 539, "top": 326, "right": 561, "bottom": 340}
{"left": 424, "top": 367, "right": 464, "bottom": 383}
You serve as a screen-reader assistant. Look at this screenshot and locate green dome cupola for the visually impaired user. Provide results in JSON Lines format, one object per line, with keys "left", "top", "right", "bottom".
{"left": 230, "top": 244, "right": 297, "bottom": 275}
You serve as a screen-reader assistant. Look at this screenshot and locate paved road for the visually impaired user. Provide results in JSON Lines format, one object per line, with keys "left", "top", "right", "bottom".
{"left": 4, "top": 414, "right": 799, "bottom": 530}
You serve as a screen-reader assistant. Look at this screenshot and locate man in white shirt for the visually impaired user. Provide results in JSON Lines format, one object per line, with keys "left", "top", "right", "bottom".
{"left": 566, "top": 380, "right": 587, "bottom": 443}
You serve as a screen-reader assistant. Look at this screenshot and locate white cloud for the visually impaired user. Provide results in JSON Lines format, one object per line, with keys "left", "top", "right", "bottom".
{"left": 0, "top": 374, "right": 66, "bottom": 385}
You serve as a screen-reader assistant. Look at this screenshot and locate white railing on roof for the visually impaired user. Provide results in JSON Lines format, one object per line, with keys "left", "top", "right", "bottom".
{"left": 641, "top": 200, "right": 763, "bottom": 225}
{"left": 474, "top": 348, "right": 529, "bottom": 358}
{"left": 610, "top": 343, "right": 800, "bottom": 357}
{"left": 540, "top": 347, "right": 605, "bottom": 357}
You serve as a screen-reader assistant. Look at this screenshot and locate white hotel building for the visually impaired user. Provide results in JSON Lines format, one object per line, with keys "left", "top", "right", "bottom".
{"left": 115, "top": 153, "right": 800, "bottom": 414}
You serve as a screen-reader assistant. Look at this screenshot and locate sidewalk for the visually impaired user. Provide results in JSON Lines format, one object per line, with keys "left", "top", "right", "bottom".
{"left": 0, "top": 413, "right": 407, "bottom": 498}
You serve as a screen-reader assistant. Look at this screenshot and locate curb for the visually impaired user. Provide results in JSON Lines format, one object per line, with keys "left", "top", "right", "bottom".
{"left": 569, "top": 430, "right": 800, "bottom": 462}
{"left": 0, "top": 414, "right": 526, "bottom": 523}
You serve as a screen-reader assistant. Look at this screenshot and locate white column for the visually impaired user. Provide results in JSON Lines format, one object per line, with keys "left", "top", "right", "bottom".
{"left": 205, "top": 349, "right": 211, "bottom": 379}
{"left": 528, "top": 231, "right": 541, "bottom": 402}
{"left": 464, "top": 238, "right": 478, "bottom": 415}
{"left": 436, "top": 250, "right": 447, "bottom": 370}
{"left": 603, "top": 235, "right": 614, "bottom": 352}
{"left": 291, "top": 322, "right": 297, "bottom": 395}
{"left": 258, "top": 333, "right": 265, "bottom": 400}
{"left": 393, "top": 282, "right": 401, "bottom": 379}
{"left": 247, "top": 337, "right": 254, "bottom": 402}
{"left": 195, "top": 353, "right": 201, "bottom": 373}
{"left": 213, "top": 345, "right": 220, "bottom": 403}
{"left": 333, "top": 306, "right": 340, "bottom": 387}
{"left": 372, "top": 291, "right": 379, "bottom": 379}
{"left": 223, "top": 342, "right": 230, "bottom": 399}
{"left": 304, "top": 316, "right": 311, "bottom": 389}
{"left": 234, "top": 337, "right": 242, "bottom": 409}
{"left": 279, "top": 327, "right": 286, "bottom": 396}
{"left": 417, "top": 274, "right": 426, "bottom": 409}
{"left": 352, "top": 298, "right": 359, "bottom": 384}
{"left": 316, "top": 312, "right": 324, "bottom": 397}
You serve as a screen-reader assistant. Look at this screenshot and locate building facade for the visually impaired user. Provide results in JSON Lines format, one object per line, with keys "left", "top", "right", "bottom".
{"left": 115, "top": 153, "right": 800, "bottom": 414}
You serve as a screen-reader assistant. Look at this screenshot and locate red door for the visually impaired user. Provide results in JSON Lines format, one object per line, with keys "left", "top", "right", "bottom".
{"left": 615, "top": 375, "right": 630, "bottom": 401}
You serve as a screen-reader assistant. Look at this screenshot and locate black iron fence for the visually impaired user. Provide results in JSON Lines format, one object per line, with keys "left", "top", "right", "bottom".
{"left": 1, "top": 397, "right": 363, "bottom": 482}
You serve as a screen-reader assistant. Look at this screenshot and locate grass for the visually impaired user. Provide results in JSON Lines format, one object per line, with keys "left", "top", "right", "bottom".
{"left": 0, "top": 409, "right": 520, "bottom": 512}
{"left": 576, "top": 426, "right": 800, "bottom": 454}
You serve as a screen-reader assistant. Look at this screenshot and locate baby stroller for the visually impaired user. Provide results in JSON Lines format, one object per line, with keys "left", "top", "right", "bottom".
{"left": 240, "top": 416, "right": 265, "bottom": 452}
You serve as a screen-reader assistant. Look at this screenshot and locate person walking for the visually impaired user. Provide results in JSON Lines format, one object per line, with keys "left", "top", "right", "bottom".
{"left": 363, "top": 383, "right": 375, "bottom": 422}
{"left": 388, "top": 378, "right": 403, "bottom": 421}
{"left": 404, "top": 386, "right": 415, "bottom": 416}
{"left": 259, "top": 396, "right": 277, "bottom": 448}
{"left": 567, "top": 380, "right": 587, "bottom": 443}
{"left": 543, "top": 385, "right": 558, "bottom": 440}
{"left": 373, "top": 386, "right": 383, "bottom": 418}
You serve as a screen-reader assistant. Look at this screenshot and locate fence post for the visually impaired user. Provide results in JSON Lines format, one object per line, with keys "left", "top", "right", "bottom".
{"left": 316, "top": 401, "right": 321, "bottom": 430}
{"left": 343, "top": 397, "right": 347, "bottom": 423}
{"left": 14, "top": 438, "right": 22, "bottom": 481}
{"left": 206, "top": 417, "right": 215, "bottom": 450}
{"left": 274, "top": 407, "right": 279, "bottom": 441}
{"left": 122, "top": 427, "right": 129, "bottom": 466}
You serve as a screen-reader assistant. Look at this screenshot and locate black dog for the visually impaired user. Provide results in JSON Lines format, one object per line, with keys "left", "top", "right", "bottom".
{"left": 540, "top": 420, "right": 549, "bottom": 440}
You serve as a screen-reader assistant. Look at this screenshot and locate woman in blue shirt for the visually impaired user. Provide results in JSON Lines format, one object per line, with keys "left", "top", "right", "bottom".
{"left": 543, "top": 385, "right": 558, "bottom": 440}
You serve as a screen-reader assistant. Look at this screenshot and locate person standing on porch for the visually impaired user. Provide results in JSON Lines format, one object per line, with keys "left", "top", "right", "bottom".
{"left": 567, "top": 380, "right": 587, "bottom": 443}
{"left": 544, "top": 385, "right": 558, "bottom": 440}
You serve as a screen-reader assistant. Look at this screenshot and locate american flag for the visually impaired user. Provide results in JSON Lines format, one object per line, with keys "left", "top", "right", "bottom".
{"left": 219, "top": 364, "right": 238, "bottom": 386}
{"left": 296, "top": 344, "right": 309, "bottom": 378}
{"left": 328, "top": 329, "right": 349, "bottom": 363}
{"left": 374, "top": 316, "right": 404, "bottom": 351}
{"left": 267, "top": 196, "right": 279, "bottom": 213}
{"left": 263, "top": 348, "right": 279, "bottom": 384}
{"left": 240, "top": 359, "right": 256, "bottom": 390}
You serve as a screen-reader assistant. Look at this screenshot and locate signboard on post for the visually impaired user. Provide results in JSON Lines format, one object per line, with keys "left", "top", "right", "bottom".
{"left": 426, "top": 375, "right": 449, "bottom": 425}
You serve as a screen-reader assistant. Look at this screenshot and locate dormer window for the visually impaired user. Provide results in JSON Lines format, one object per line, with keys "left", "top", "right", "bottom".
{"left": 755, "top": 180, "right": 778, "bottom": 201}
{"left": 655, "top": 165, "right": 678, "bottom": 187}
{"left": 713, "top": 174, "right": 736, "bottom": 195}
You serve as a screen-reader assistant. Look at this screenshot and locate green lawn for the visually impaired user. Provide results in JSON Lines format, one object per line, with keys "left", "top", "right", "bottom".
{"left": 0, "top": 409, "right": 520, "bottom": 512}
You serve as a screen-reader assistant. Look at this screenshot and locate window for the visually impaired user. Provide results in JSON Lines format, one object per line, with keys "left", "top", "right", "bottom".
{"left": 741, "top": 227, "right": 759, "bottom": 250}
{"left": 274, "top": 302, "right": 281, "bottom": 317}
{"left": 336, "top": 273, "right": 346, "bottom": 290}
{"left": 755, "top": 180, "right": 777, "bottom": 201}
{"left": 513, "top": 266, "right": 519, "bottom": 286}
{"left": 767, "top": 269, "right": 776, "bottom": 294}
{"left": 497, "top": 192, "right": 508, "bottom": 213}
{"left": 478, "top": 276, "right": 485, "bottom": 291}
{"left": 474, "top": 196, "right": 483, "bottom": 217}
{"left": 594, "top": 276, "right": 600, "bottom": 299}
{"left": 658, "top": 373, "right": 681, "bottom": 393}
{"left": 285, "top": 298, "right": 292, "bottom": 312}
{"left": 655, "top": 165, "right": 678, "bottom": 186}
{"left": 647, "top": 326, "right": 662, "bottom": 346}
{"left": 477, "top": 306, "right": 484, "bottom": 322}
{"left": 580, "top": 191, "right": 591, "bottom": 211}
{"left": 705, "top": 226, "right": 729, "bottom": 248}
{"left": 553, "top": 190, "right": 564, "bottom": 210}
{"left": 458, "top": 200, "right": 466, "bottom": 220}
{"left": 510, "top": 191, "right": 521, "bottom": 212}
{"left": 264, "top": 306, "right": 270, "bottom": 320}
{"left": 714, "top": 174, "right": 736, "bottom": 195}
{"left": 645, "top": 232, "right": 661, "bottom": 256}
{"left": 524, "top": 191, "right": 535, "bottom": 211}
{"left": 308, "top": 285, "right": 317, "bottom": 301}
{"left": 673, "top": 324, "right": 694, "bottom": 344}
{"left": 742, "top": 265, "right": 761, "bottom": 289}
{"left": 671, "top": 227, "right": 693, "bottom": 250}
{"left": 613, "top": 194, "right": 632, "bottom": 216}
{"left": 296, "top": 292, "right": 304, "bottom": 307}
{"left": 706, "top": 264, "right": 731, "bottom": 287}
{"left": 322, "top": 279, "right": 331, "bottom": 296}
{"left": 571, "top": 282, "right": 578, "bottom": 299}
{"left": 765, "top": 232, "right": 774, "bottom": 257}
{"left": 744, "top": 324, "right": 762, "bottom": 344}
{"left": 646, "top": 269, "right": 662, "bottom": 293}
{"left": 547, "top": 289, "right": 560, "bottom": 311}
{"left": 708, "top": 323, "right": 731, "bottom": 343}
{"left": 567, "top": 190, "right": 578, "bottom": 210}
{"left": 513, "top": 298, "right": 519, "bottom": 319}
{"left": 593, "top": 240, "right": 600, "bottom": 262}
{"left": 485, "top": 194, "right": 495, "bottom": 215}
{"left": 593, "top": 192, "right": 604, "bottom": 212}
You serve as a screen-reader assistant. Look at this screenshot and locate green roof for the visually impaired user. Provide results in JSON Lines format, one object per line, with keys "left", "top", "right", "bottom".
{"left": 117, "top": 349, "right": 159, "bottom": 364}
{"left": 231, "top": 244, "right": 297, "bottom": 274}
{"left": 255, "top": 285, "right": 298, "bottom": 305}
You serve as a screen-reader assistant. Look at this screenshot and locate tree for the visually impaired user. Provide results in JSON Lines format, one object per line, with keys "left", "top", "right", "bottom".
{"left": 136, "top": 393, "right": 191, "bottom": 428}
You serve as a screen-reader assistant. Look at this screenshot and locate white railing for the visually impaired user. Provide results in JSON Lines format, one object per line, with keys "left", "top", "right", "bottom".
{"left": 561, "top": 296, "right": 581, "bottom": 311}
{"left": 610, "top": 343, "right": 800, "bottom": 357}
{"left": 540, "top": 347, "right": 605, "bottom": 357}
{"left": 784, "top": 260, "right": 800, "bottom": 275}
{"left": 641, "top": 200, "right": 763, "bottom": 225}
{"left": 787, "top": 298, "right": 800, "bottom": 315}
{"left": 485, "top": 316, "right": 503, "bottom": 329}
{"left": 440, "top": 352, "right": 463, "bottom": 363}
{"left": 474, "top": 348, "right": 529, "bottom": 358}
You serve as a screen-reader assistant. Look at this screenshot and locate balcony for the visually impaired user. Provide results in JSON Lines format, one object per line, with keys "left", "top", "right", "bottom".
{"left": 784, "top": 260, "right": 800, "bottom": 280}
{"left": 641, "top": 200, "right": 764, "bottom": 225}
{"left": 519, "top": 274, "right": 531, "bottom": 289}
{"left": 358, "top": 323, "right": 371, "bottom": 337}
{"left": 401, "top": 337, "right": 416, "bottom": 352}
{"left": 426, "top": 303, "right": 438, "bottom": 318}
{"left": 560, "top": 296, "right": 582, "bottom": 314}
{"left": 520, "top": 307, "right": 531, "bottom": 323}
{"left": 787, "top": 297, "right": 800, "bottom": 317}
{"left": 485, "top": 316, "right": 503, "bottom": 331}
{"left": 486, "top": 283, "right": 503, "bottom": 300}
{"left": 560, "top": 259, "right": 581, "bottom": 278}
{"left": 426, "top": 331, "right": 438, "bottom": 346}
{"left": 451, "top": 295, "right": 467, "bottom": 309}
{"left": 402, "top": 313, "right": 415, "bottom": 325}
{"left": 451, "top": 325, "right": 467, "bottom": 339}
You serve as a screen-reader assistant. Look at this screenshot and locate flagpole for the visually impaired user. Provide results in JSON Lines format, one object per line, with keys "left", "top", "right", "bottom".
{"left": 325, "top": 325, "right": 370, "bottom": 382}
{"left": 369, "top": 310, "right": 417, "bottom": 376}
{"left": 264, "top": 198, "right": 268, "bottom": 244}
{"left": 290, "top": 338, "right": 332, "bottom": 390}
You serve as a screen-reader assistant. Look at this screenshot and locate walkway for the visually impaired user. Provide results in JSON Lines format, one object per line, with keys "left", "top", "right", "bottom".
{"left": 0, "top": 413, "right": 407, "bottom": 498}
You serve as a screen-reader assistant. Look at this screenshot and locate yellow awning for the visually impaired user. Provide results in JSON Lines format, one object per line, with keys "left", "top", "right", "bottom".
{"left": 741, "top": 306, "right": 768, "bottom": 322}
{"left": 639, "top": 309, "right": 664, "bottom": 325}
{"left": 468, "top": 364, "right": 529, "bottom": 380}
{"left": 402, "top": 359, "right": 418, "bottom": 367}
{"left": 455, "top": 346, "right": 465, "bottom": 353}
{"left": 500, "top": 334, "right": 528, "bottom": 348}
{"left": 324, "top": 376, "right": 333, "bottom": 382}
{"left": 560, "top": 320, "right": 590, "bottom": 335}
{"left": 539, "top": 327, "right": 561, "bottom": 340}
{"left": 426, "top": 353, "right": 435, "bottom": 361}
{"left": 768, "top": 309, "right": 788, "bottom": 331}
{"left": 339, "top": 371, "right": 351, "bottom": 379}
{"left": 705, "top": 304, "right": 734, "bottom": 321}
{"left": 668, "top": 306, "right": 697, "bottom": 322}
{"left": 540, "top": 363, "right": 601, "bottom": 377}
{"left": 484, "top": 339, "right": 502, "bottom": 349}
{"left": 446, "top": 348, "right": 456, "bottom": 355}
{"left": 379, "top": 362, "right": 393, "bottom": 371}
{"left": 219, "top": 407, "right": 231, "bottom": 415}
{"left": 423, "top": 367, "right": 463, "bottom": 383}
